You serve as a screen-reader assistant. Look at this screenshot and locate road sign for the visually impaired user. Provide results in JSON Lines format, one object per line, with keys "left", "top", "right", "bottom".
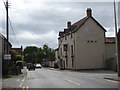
{"left": 4, "top": 54, "right": 11, "bottom": 60}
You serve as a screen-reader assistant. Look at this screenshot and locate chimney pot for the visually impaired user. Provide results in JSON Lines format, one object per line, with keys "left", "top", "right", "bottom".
{"left": 86, "top": 8, "right": 92, "bottom": 17}
{"left": 67, "top": 21, "right": 71, "bottom": 28}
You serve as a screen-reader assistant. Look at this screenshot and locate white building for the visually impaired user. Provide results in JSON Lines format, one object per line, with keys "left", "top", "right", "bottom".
{"left": 57, "top": 8, "right": 116, "bottom": 70}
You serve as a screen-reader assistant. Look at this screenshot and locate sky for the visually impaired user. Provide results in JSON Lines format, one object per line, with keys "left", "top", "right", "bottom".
{"left": 0, "top": 0, "right": 120, "bottom": 49}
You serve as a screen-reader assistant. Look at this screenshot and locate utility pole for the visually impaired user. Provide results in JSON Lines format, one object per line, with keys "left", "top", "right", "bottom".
{"left": 113, "top": 0, "right": 120, "bottom": 77}
{"left": 5, "top": 0, "right": 9, "bottom": 54}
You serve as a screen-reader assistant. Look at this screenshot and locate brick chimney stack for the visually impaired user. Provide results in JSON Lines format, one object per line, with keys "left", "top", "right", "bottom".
{"left": 86, "top": 8, "right": 92, "bottom": 17}
{"left": 67, "top": 21, "right": 71, "bottom": 28}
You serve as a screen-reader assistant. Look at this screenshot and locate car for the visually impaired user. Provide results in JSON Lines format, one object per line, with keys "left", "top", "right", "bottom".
{"left": 35, "top": 63, "right": 41, "bottom": 69}
{"left": 27, "top": 63, "right": 35, "bottom": 71}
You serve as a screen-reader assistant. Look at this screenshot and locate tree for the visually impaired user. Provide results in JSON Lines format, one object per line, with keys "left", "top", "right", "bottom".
{"left": 37, "top": 47, "right": 44, "bottom": 63}
{"left": 24, "top": 46, "right": 38, "bottom": 64}
{"left": 16, "top": 56, "right": 22, "bottom": 61}
{"left": 23, "top": 45, "right": 55, "bottom": 66}
{"left": 10, "top": 50, "right": 17, "bottom": 62}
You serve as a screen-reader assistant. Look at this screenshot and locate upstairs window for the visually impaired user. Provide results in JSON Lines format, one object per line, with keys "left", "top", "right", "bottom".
{"left": 63, "top": 44, "right": 68, "bottom": 51}
{"left": 71, "top": 33, "right": 73, "bottom": 38}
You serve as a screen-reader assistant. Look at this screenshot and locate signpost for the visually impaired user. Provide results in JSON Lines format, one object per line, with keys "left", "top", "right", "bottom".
{"left": 4, "top": 54, "right": 11, "bottom": 60}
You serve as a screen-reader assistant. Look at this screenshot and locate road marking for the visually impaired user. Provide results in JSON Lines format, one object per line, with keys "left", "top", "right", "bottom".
{"left": 106, "top": 79, "right": 119, "bottom": 83}
{"left": 63, "top": 78, "right": 80, "bottom": 86}
{"left": 26, "top": 87, "right": 29, "bottom": 90}
{"left": 22, "top": 87, "right": 25, "bottom": 90}
{"left": 17, "top": 79, "right": 20, "bottom": 81}
{"left": 19, "top": 76, "right": 26, "bottom": 87}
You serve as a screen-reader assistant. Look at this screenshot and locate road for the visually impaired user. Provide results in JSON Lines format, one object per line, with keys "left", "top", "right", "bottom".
{"left": 2, "top": 67, "right": 120, "bottom": 89}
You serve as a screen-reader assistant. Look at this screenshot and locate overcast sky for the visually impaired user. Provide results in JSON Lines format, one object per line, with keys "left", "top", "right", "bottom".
{"left": 0, "top": 0, "right": 120, "bottom": 49}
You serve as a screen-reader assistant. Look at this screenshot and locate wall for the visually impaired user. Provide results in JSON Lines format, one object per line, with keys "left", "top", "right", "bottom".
{"left": 75, "top": 18, "right": 105, "bottom": 69}
{"left": 105, "top": 43, "right": 116, "bottom": 59}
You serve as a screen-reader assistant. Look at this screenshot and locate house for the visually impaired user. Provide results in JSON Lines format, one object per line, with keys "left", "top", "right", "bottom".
{"left": 12, "top": 47, "right": 23, "bottom": 57}
{"left": 0, "top": 33, "right": 12, "bottom": 60}
{"left": 57, "top": 8, "right": 116, "bottom": 70}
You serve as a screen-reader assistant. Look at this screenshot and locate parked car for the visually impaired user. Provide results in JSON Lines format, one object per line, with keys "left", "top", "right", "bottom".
{"left": 35, "top": 63, "right": 41, "bottom": 69}
{"left": 27, "top": 63, "right": 35, "bottom": 71}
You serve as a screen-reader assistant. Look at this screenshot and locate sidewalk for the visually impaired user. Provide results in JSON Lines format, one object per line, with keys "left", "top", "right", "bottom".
{"left": 2, "top": 67, "right": 27, "bottom": 89}
{"left": 11, "top": 67, "right": 27, "bottom": 78}
{"left": 104, "top": 76, "right": 120, "bottom": 82}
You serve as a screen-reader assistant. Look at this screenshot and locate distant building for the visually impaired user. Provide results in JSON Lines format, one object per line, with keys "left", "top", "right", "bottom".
{"left": 57, "top": 8, "right": 116, "bottom": 70}
{"left": 105, "top": 37, "right": 116, "bottom": 59}
{"left": 12, "top": 47, "right": 23, "bottom": 56}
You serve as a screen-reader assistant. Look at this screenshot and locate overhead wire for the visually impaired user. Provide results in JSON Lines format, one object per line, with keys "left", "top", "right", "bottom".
{"left": 2, "top": 0, "right": 21, "bottom": 47}
{"left": 8, "top": 17, "right": 20, "bottom": 46}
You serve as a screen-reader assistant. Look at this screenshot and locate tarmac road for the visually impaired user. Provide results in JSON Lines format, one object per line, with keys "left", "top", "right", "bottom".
{"left": 2, "top": 67, "right": 120, "bottom": 89}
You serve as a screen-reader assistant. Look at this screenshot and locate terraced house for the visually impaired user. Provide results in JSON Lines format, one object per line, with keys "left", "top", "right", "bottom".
{"left": 57, "top": 8, "right": 116, "bottom": 70}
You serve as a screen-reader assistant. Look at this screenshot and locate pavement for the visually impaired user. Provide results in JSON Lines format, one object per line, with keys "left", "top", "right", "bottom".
{"left": 104, "top": 76, "right": 120, "bottom": 82}
{"left": 2, "top": 67, "right": 27, "bottom": 89}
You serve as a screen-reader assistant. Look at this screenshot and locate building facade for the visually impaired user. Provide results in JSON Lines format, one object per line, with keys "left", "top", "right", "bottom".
{"left": 0, "top": 33, "right": 12, "bottom": 60}
{"left": 57, "top": 8, "right": 116, "bottom": 70}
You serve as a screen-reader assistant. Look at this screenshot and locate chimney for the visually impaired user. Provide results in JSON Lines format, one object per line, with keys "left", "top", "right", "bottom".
{"left": 86, "top": 8, "right": 92, "bottom": 17}
{"left": 67, "top": 21, "right": 71, "bottom": 28}
{"left": 64, "top": 29, "right": 68, "bottom": 33}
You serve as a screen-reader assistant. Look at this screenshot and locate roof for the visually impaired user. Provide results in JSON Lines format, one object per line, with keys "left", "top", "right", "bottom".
{"left": 12, "top": 48, "right": 22, "bottom": 52}
{"left": 59, "top": 9, "right": 106, "bottom": 38}
{"left": 105, "top": 37, "right": 115, "bottom": 44}
{"left": 72, "top": 16, "right": 106, "bottom": 33}
{"left": 72, "top": 17, "right": 88, "bottom": 27}
{"left": 0, "top": 33, "right": 12, "bottom": 46}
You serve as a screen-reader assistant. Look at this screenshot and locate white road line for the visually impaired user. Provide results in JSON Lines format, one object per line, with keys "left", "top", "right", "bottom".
{"left": 106, "top": 79, "right": 119, "bottom": 83}
{"left": 22, "top": 87, "right": 25, "bottom": 90}
{"left": 17, "top": 79, "right": 20, "bottom": 81}
{"left": 19, "top": 76, "right": 26, "bottom": 87}
{"left": 26, "top": 87, "right": 29, "bottom": 90}
{"left": 63, "top": 78, "right": 80, "bottom": 86}
{"left": 19, "top": 82, "right": 22, "bottom": 88}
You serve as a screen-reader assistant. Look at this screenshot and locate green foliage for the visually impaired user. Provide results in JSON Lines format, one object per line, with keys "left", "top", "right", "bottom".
{"left": 24, "top": 44, "right": 55, "bottom": 64}
{"left": 10, "top": 50, "right": 17, "bottom": 62}
{"left": 24, "top": 46, "right": 38, "bottom": 63}
{"left": 16, "top": 56, "right": 22, "bottom": 60}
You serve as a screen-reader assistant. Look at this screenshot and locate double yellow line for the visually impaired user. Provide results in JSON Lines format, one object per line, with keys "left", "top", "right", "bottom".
{"left": 19, "top": 87, "right": 29, "bottom": 90}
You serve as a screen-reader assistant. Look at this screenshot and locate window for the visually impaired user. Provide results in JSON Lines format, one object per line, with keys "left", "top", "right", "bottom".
{"left": 65, "top": 36, "right": 67, "bottom": 40}
{"left": 60, "top": 48, "right": 62, "bottom": 56}
{"left": 91, "top": 41, "right": 93, "bottom": 42}
{"left": 66, "top": 59, "right": 68, "bottom": 67}
{"left": 71, "top": 33, "right": 73, "bottom": 38}
{"left": 63, "top": 44, "right": 68, "bottom": 51}
{"left": 71, "top": 45, "right": 73, "bottom": 56}
{"left": 72, "top": 59, "right": 74, "bottom": 67}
